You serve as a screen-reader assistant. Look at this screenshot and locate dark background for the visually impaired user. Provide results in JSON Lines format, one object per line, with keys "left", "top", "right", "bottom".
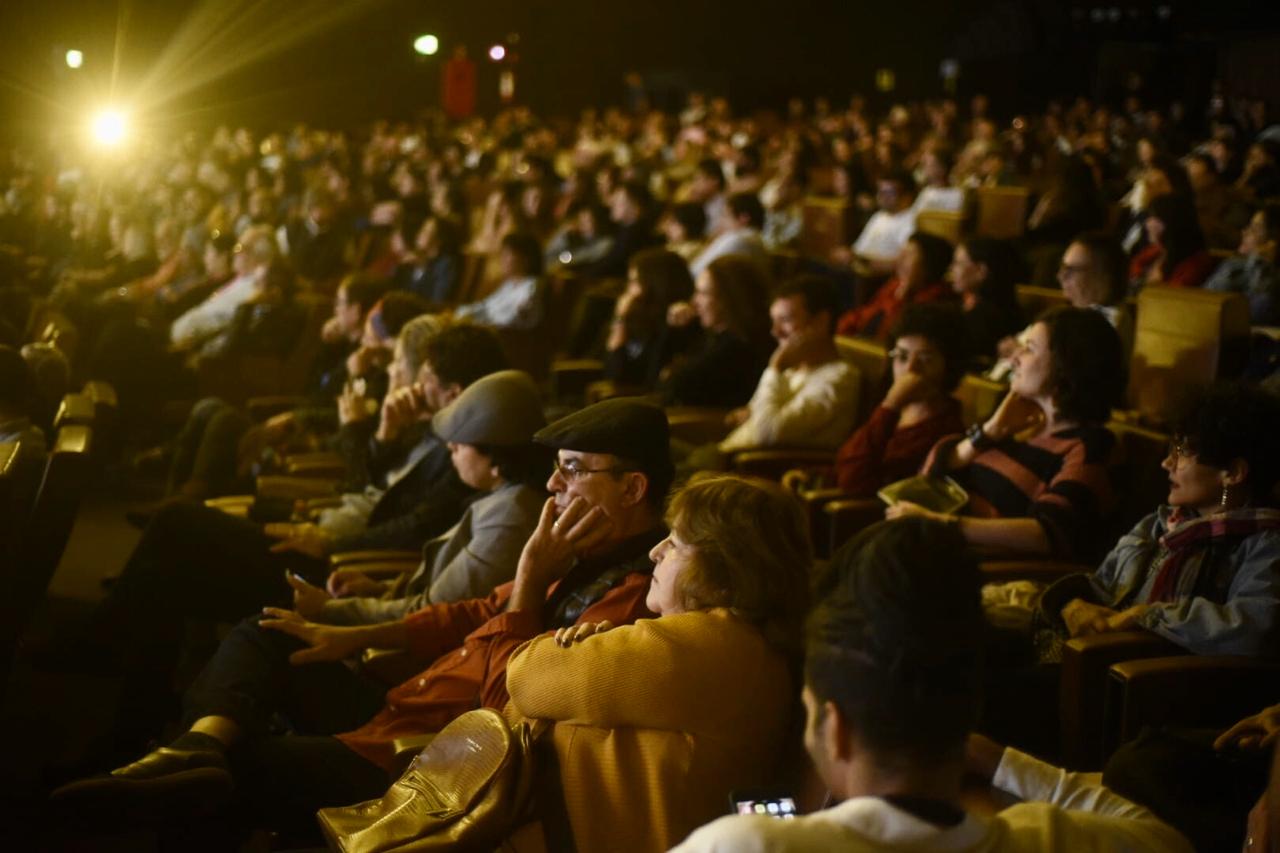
{"left": 1, "top": 0, "right": 1279, "bottom": 137}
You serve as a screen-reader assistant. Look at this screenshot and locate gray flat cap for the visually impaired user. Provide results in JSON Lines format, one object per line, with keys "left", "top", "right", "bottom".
{"left": 431, "top": 369, "right": 545, "bottom": 446}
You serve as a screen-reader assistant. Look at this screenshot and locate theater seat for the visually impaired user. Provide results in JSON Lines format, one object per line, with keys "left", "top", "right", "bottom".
{"left": 1059, "top": 630, "right": 1182, "bottom": 770}
{"left": 835, "top": 336, "right": 889, "bottom": 427}
{"left": 1127, "top": 286, "right": 1250, "bottom": 427}
{"left": 2, "top": 425, "right": 94, "bottom": 696}
{"left": 974, "top": 186, "right": 1031, "bottom": 240}
{"left": 1108, "top": 655, "right": 1280, "bottom": 750}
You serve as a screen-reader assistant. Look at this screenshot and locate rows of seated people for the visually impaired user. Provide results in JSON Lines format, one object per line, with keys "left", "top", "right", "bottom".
{"left": 0, "top": 86, "right": 1277, "bottom": 852}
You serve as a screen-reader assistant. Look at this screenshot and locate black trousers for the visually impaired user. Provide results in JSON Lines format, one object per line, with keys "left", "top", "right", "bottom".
{"left": 1103, "top": 727, "right": 1268, "bottom": 853}
{"left": 98, "top": 500, "right": 328, "bottom": 739}
{"left": 183, "top": 617, "right": 391, "bottom": 837}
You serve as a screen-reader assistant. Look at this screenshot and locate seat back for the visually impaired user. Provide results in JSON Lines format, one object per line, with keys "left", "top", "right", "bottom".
{"left": 1128, "top": 286, "right": 1251, "bottom": 426}
{"left": 974, "top": 186, "right": 1030, "bottom": 240}
{"left": 835, "top": 336, "right": 889, "bottom": 427}
{"left": 954, "top": 373, "right": 1006, "bottom": 426}
{"left": 1014, "top": 284, "right": 1070, "bottom": 322}
{"left": 53, "top": 392, "right": 95, "bottom": 430}
{"left": 495, "top": 274, "right": 590, "bottom": 382}
{"left": 9, "top": 425, "right": 93, "bottom": 638}
{"left": 916, "top": 209, "right": 966, "bottom": 245}
{"left": 798, "top": 197, "right": 851, "bottom": 260}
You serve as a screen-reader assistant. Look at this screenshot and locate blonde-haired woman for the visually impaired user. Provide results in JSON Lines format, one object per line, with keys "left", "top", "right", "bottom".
{"left": 506, "top": 473, "right": 811, "bottom": 852}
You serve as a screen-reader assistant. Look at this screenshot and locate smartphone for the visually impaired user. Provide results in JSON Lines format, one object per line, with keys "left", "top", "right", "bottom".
{"left": 729, "top": 790, "right": 799, "bottom": 819}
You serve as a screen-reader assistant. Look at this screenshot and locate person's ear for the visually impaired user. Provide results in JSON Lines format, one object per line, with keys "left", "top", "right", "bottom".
{"left": 824, "top": 699, "right": 855, "bottom": 763}
{"left": 620, "top": 471, "right": 649, "bottom": 508}
{"left": 974, "top": 261, "right": 990, "bottom": 283}
{"left": 1224, "top": 458, "right": 1250, "bottom": 490}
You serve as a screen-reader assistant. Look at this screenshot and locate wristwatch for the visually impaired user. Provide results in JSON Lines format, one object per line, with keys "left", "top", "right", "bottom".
{"left": 966, "top": 422, "right": 996, "bottom": 451}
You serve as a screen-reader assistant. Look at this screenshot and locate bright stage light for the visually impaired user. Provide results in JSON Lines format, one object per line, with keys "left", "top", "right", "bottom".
{"left": 488, "top": 44, "right": 506, "bottom": 62}
{"left": 65, "top": 49, "right": 84, "bottom": 69}
{"left": 413, "top": 34, "right": 439, "bottom": 56}
{"left": 90, "top": 110, "right": 128, "bottom": 146}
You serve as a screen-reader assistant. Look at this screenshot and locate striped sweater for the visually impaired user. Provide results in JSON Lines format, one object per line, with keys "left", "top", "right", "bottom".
{"left": 923, "top": 424, "right": 1116, "bottom": 561}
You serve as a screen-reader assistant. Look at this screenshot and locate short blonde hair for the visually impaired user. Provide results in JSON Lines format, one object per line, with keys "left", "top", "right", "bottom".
{"left": 666, "top": 473, "right": 812, "bottom": 653}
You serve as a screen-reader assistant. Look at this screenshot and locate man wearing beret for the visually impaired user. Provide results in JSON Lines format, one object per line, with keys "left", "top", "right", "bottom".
{"left": 54, "top": 398, "right": 674, "bottom": 836}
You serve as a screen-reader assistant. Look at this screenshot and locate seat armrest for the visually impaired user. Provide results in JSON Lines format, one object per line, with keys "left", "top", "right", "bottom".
{"left": 283, "top": 451, "right": 347, "bottom": 478}
{"left": 979, "top": 560, "right": 1092, "bottom": 583}
{"left": 1060, "top": 630, "right": 1183, "bottom": 769}
{"left": 665, "top": 407, "right": 733, "bottom": 446}
{"left": 329, "top": 549, "right": 421, "bottom": 567}
{"left": 585, "top": 380, "right": 650, "bottom": 403}
{"left": 335, "top": 560, "right": 419, "bottom": 577}
{"left": 255, "top": 475, "right": 339, "bottom": 500}
{"left": 247, "top": 395, "right": 305, "bottom": 421}
{"left": 205, "top": 495, "right": 254, "bottom": 517}
{"left": 1110, "top": 655, "right": 1280, "bottom": 743}
{"left": 731, "top": 448, "right": 836, "bottom": 481}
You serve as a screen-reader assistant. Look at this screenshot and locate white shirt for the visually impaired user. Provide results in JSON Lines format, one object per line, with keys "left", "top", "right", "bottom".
{"left": 853, "top": 208, "right": 917, "bottom": 263}
{"left": 170, "top": 270, "right": 262, "bottom": 348}
{"left": 671, "top": 748, "right": 1191, "bottom": 853}
{"left": 719, "top": 360, "right": 860, "bottom": 453}
{"left": 690, "top": 227, "right": 768, "bottom": 278}
{"left": 454, "top": 276, "right": 542, "bottom": 330}
{"left": 914, "top": 186, "right": 966, "bottom": 214}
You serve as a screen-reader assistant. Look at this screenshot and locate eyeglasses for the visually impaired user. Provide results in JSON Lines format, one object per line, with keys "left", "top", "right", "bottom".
{"left": 1058, "top": 263, "right": 1090, "bottom": 277}
{"left": 552, "top": 459, "right": 634, "bottom": 481}
{"left": 1166, "top": 438, "right": 1196, "bottom": 466}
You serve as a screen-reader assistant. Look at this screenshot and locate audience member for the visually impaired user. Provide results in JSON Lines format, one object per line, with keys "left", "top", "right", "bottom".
{"left": 673, "top": 519, "right": 1191, "bottom": 852}
{"left": 291, "top": 369, "right": 550, "bottom": 621}
{"left": 833, "top": 306, "right": 966, "bottom": 496}
{"left": 1204, "top": 203, "right": 1280, "bottom": 325}
{"left": 719, "top": 275, "right": 860, "bottom": 453}
{"left": 1129, "top": 192, "right": 1215, "bottom": 290}
{"left": 889, "top": 308, "right": 1124, "bottom": 562}
{"left": 689, "top": 191, "right": 768, "bottom": 277}
{"left": 52, "top": 399, "right": 676, "bottom": 842}
{"left": 508, "top": 473, "right": 811, "bottom": 852}
{"left": 836, "top": 231, "right": 954, "bottom": 342}
{"left": 603, "top": 247, "right": 694, "bottom": 389}
{"left": 1040, "top": 382, "right": 1280, "bottom": 657}
{"left": 660, "top": 254, "right": 772, "bottom": 408}
{"left": 949, "top": 237, "right": 1025, "bottom": 364}
{"left": 454, "top": 231, "right": 545, "bottom": 330}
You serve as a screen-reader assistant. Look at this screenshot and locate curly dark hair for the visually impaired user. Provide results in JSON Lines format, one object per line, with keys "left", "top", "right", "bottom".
{"left": 889, "top": 304, "right": 967, "bottom": 392}
{"left": 1174, "top": 382, "right": 1280, "bottom": 503}
{"left": 423, "top": 322, "right": 508, "bottom": 389}
{"left": 1040, "top": 306, "right": 1126, "bottom": 424}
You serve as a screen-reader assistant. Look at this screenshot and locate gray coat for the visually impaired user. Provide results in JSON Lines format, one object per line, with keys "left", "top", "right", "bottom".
{"left": 319, "top": 481, "right": 546, "bottom": 625}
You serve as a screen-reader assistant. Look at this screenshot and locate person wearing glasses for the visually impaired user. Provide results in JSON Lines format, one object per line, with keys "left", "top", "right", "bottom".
{"left": 505, "top": 474, "right": 811, "bottom": 852}
{"left": 1039, "top": 382, "right": 1280, "bottom": 658}
{"left": 830, "top": 305, "right": 966, "bottom": 497}
{"left": 53, "top": 399, "right": 675, "bottom": 845}
{"left": 887, "top": 307, "right": 1125, "bottom": 564}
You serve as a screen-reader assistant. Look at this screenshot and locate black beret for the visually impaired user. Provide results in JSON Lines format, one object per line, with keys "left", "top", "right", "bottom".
{"left": 535, "top": 398, "right": 670, "bottom": 464}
